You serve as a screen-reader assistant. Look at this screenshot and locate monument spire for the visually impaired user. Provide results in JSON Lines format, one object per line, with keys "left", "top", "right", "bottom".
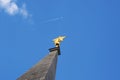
{"left": 17, "top": 36, "right": 65, "bottom": 80}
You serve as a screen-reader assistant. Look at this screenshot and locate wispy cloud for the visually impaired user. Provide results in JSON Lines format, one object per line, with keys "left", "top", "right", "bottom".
{"left": 0, "top": 0, "right": 30, "bottom": 18}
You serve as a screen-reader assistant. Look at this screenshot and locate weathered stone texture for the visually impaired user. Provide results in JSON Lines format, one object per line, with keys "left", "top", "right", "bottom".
{"left": 17, "top": 50, "right": 58, "bottom": 80}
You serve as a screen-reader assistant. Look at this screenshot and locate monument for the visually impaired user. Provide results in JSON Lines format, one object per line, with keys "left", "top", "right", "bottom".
{"left": 17, "top": 36, "right": 65, "bottom": 80}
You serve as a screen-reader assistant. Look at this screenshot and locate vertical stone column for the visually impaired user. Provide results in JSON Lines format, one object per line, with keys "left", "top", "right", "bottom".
{"left": 17, "top": 50, "right": 58, "bottom": 80}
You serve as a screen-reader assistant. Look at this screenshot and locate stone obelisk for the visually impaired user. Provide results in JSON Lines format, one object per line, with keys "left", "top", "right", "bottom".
{"left": 17, "top": 36, "right": 65, "bottom": 80}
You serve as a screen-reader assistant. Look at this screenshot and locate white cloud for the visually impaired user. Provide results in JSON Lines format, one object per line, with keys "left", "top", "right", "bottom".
{"left": 0, "top": 0, "right": 30, "bottom": 18}
{"left": 20, "top": 4, "right": 29, "bottom": 18}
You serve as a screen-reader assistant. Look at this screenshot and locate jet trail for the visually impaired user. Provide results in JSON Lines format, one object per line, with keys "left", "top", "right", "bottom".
{"left": 40, "top": 16, "right": 64, "bottom": 24}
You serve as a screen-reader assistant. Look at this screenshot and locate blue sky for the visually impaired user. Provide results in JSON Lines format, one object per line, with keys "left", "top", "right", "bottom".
{"left": 0, "top": 0, "right": 120, "bottom": 80}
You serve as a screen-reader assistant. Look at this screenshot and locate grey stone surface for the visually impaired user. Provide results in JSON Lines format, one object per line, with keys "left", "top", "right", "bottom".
{"left": 17, "top": 50, "right": 58, "bottom": 80}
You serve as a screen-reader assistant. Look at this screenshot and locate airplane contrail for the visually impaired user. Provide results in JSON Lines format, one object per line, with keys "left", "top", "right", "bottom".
{"left": 40, "top": 16, "right": 64, "bottom": 24}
